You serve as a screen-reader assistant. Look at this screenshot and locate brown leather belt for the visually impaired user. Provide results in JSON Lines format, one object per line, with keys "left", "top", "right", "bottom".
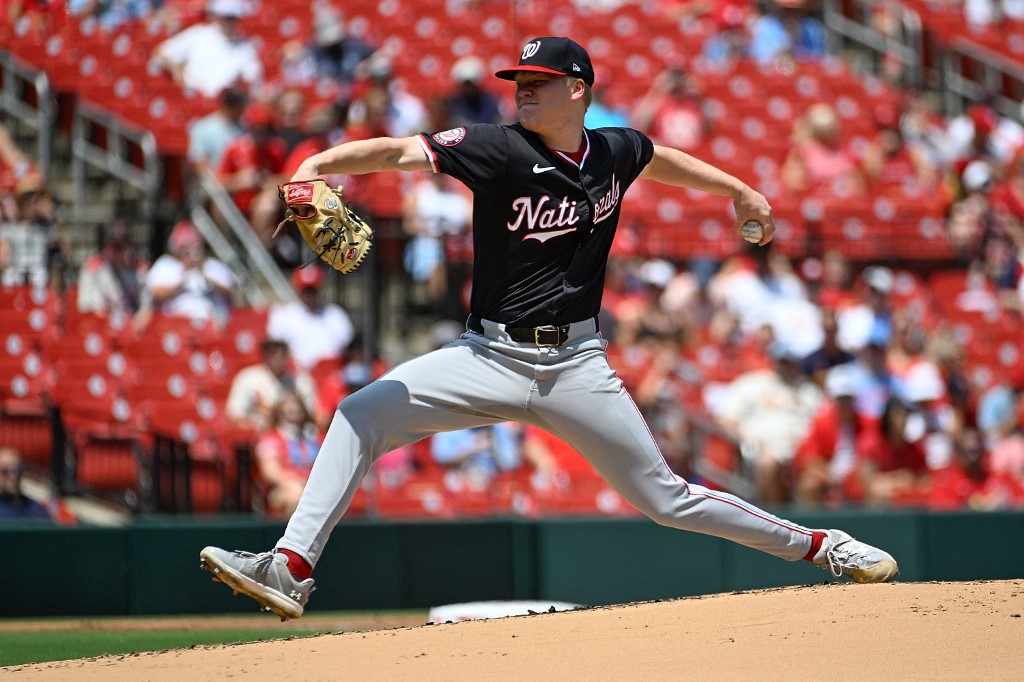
{"left": 467, "top": 314, "right": 578, "bottom": 347}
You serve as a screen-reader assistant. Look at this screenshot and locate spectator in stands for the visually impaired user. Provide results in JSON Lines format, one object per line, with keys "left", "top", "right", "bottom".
{"left": 446, "top": 56, "right": 505, "bottom": 128}
{"left": 67, "top": 0, "right": 155, "bottom": 30}
{"left": 254, "top": 390, "right": 322, "bottom": 517}
{"left": 700, "top": 3, "right": 753, "bottom": 67}
{"left": 927, "top": 427, "right": 1024, "bottom": 509}
{"left": 275, "top": 89, "right": 310, "bottom": 154}
{"left": 947, "top": 159, "right": 997, "bottom": 260}
{"left": 613, "top": 258, "right": 682, "bottom": 347}
{"left": 311, "top": 4, "right": 379, "bottom": 85}
{"left": 346, "top": 56, "right": 428, "bottom": 138}
{"left": 860, "top": 105, "right": 938, "bottom": 195}
{"left": 991, "top": 145, "right": 1024, "bottom": 246}
{"left": 266, "top": 265, "right": 356, "bottom": 373}
{"left": 431, "top": 422, "right": 524, "bottom": 485}
{"left": 633, "top": 66, "right": 709, "bottom": 152}
{"left": 943, "top": 102, "right": 1024, "bottom": 169}
{"left": 977, "top": 384, "right": 1024, "bottom": 469}
{"left": 812, "top": 249, "right": 858, "bottom": 310}
{"left": 402, "top": 172, "right": 473, "bottom": 318}
{"left": 632, "top": 331, "right": 693, "bottom": 476}
{"left": 748, "top": 0, "right": 826, "bottom": 65}
{"left": 151, "top": 0, "right": 263, "bottom": 98}
{"left": 898, "top": 92, "right": 948, "bottom": 179}
{"left": 780, "top": 102, "right": 864, "bottom": 196}
{"left": 856, "top": 396, "right": 928, "bottom": 506}
{"left": 799, "top": 308, "right": 854, "bottom": 382}
{"left": 836, "top": 265, "right": 894, "bottom": 353}
{"left": 216, "top": 102, "right": 289, "bottom": 245}
{"left": 715, "top": 341, "right": 824, "bottom": 503}
{"left": 707, "top": 244, "right": 821, "bottom": 357}
{"left": 4, "top": 0, "right": 67, "bottom": 35}
{"left": 845, "top": 330, "right": 899, "bottom": 420}
{"left": 75, "top": 219, "right": 150, "bottom": 321}
{"left": 187, "top": 87, "right": 247, "bottom": 175}
{"left": 226, "top": 338, "right": 318, "bottom": 432}
{"left": 0, "top": 123, "right": 41, "bottom": 217}
{"left": 792, "top": 363, "right": 868, "bottom": 505}
{"left": 0, "top": 447, "right": 51, "bottom": 521}
{"left": 584, "top": 83, "right": 631, "bottom": 129}
{"left": 144, "top": 220, "right": 234, "bottom": 326}
{"left": 900, "top": 360, "right": 960, "bottom": 471}
{"left": 0, "top": 178, "right": 71, "bottom": 290}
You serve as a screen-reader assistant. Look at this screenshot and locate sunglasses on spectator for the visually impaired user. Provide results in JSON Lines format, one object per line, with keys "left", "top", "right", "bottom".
{"left": 0, "top": 467, "right": 20, "bottom": 476}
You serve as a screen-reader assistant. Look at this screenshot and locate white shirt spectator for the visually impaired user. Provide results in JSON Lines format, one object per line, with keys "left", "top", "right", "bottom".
{"left": 267, "top": 300, "right": 355, "bottom": 371}
{"left": 154, "top": 21, "right": 262, "bottom": 98}
{"left": 225, "top": 363, "right": 317, "bottom": 428}
{"left": 0, "top": 222, "right": 48, "bottom": 288}
{"left": 145, "top": 254, "right": 234, "bottom": 322}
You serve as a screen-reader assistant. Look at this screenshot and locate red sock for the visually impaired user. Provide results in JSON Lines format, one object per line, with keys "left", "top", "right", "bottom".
{"left": 802, "top": 531, "right": 827, "bottom": 562}
{"left": 277, "top": 548, "right": 313, "bottom": 580}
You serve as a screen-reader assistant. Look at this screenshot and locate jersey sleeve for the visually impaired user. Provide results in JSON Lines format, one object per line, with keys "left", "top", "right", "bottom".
{"left": 418, "top": 124, "right": 508, "bottom": 192}
{"left": 614, "top": 127, "right": 655, "bottom": 184}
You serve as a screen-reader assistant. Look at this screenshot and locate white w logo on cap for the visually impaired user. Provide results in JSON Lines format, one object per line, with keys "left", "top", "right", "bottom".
{"left": 522, "top": 40, "right": 541, "bottom": 59}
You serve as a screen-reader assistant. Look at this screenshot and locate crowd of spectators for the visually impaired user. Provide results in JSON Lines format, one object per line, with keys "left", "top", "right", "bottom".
{"left": 3, "top": 0, "right": 1024, "bottom": 516}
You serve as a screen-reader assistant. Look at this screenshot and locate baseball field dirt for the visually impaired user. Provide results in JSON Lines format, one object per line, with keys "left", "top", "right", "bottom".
{"left": 5, "top": 580, "right": 1022, "bottom": 680}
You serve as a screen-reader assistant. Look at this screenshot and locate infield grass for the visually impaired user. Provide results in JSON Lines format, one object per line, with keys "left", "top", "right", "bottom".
{"left": 0, "top": 628, "right": 329, "bottom": 666}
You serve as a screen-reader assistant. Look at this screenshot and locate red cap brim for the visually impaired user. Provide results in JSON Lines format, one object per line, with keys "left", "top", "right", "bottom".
{"left": 494, "top": 65, "right": 568, "bottom": 80}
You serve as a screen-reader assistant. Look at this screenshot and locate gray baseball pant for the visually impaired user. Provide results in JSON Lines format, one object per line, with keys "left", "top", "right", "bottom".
{"left": 276, "top": 318, "right": 816, "bottom": 566}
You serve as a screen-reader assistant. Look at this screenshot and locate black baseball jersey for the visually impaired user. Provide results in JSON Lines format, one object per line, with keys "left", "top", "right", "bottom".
{"left": 419, "top": 123, "right": 654, "bottom": 327}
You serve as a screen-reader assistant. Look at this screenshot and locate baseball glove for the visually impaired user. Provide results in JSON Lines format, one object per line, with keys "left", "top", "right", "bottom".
{"left": 276, "top": 179, "right": 374, "bottom": 275}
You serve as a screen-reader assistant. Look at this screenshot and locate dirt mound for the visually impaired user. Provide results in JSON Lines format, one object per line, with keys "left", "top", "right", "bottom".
{"left": 8, "top": 580, "right": 1023, "bottom": 681}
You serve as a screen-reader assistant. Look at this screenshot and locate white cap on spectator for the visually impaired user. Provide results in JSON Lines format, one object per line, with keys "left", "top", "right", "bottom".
{"left": 207, "top": 0, "right": 248, "bottom": 17}
{"left": 314, "top": 6, "right": 344, "bottom": 46}
{"left": 962, "top": 159, "right": 994, "bottom": 193}
{"left": 863, "top": 265, "right": 893, "bottom": 294}
{"left": 638, "top": 259, "right": 676, "bottom": 289}
{"left": 451, "top": 56, "right": 485, "bottom": 84}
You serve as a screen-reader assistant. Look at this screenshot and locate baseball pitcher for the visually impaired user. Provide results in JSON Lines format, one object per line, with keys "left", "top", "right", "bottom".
{"left": 201, "top": 37, "right": 898, "bottom": 621}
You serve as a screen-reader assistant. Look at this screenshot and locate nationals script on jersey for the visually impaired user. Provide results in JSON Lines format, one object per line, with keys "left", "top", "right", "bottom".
{"left": 419, "top": 123, "right": 654, "bottom": 327}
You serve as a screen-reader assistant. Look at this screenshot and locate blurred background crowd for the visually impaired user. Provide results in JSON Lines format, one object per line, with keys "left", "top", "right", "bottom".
{"left": 2, "top": 0, "right": 1024, "bottom": 525}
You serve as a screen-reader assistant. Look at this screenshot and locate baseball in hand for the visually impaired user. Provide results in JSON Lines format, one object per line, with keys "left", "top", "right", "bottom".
{"left": 740, "top": 220, "right": 764, "bottom": 243}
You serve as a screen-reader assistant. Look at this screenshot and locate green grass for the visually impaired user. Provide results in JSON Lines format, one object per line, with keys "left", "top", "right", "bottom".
{"left": 0, "top": 629, "right": 328, "bottom": 667}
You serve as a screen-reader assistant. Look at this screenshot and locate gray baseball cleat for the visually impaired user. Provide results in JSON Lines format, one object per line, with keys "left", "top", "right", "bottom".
{"left": 200, "top": 546, "right": 314, "bottom": 621}
{"left": 812, "top": 529, "right": 899, "bottom": 584}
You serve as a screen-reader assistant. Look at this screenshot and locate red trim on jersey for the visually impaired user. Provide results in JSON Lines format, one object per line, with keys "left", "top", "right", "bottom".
{"left": 417, "top": 134, "right": 440, "bottom": 173}
{"left": 691, "top": 490, "right": 815, "bottom": 537}
{"left": 548, "top": 130, "right": 590, "bottom": 168}
{"left": 495, "top": 65, "right": 568, "bottom": 80}
{"left": 622, "top": 376, "right": 678, "bottom": 481}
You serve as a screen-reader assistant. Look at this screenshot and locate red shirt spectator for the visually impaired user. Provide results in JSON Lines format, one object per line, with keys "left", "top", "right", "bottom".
{"left": 217, "top": 103, "right": 288, "bottom": 215}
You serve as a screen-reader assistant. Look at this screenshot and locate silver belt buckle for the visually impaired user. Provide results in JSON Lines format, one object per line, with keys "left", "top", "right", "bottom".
{"left": 534, "top": 325, "right": 560, "bottom": 347}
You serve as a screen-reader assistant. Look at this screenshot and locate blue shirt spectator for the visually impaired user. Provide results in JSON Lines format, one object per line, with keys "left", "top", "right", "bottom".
{"left": 431, "top": 423, "right": 523, "bottom": 479}
{"left": 750, "top": 5, "right": 826, "bottom": 64}
{"left": 0, "top": 448, "right": 51, "bottom": 522}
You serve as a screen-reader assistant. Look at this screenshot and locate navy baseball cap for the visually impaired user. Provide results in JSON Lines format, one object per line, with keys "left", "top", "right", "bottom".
{"left": 495, "top": 37, "right": 595, "bottom": 86}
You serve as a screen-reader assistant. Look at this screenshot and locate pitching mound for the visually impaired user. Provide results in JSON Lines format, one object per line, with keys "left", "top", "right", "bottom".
{"left": 8, "top": 580, "right": 1023, "bottom": 680}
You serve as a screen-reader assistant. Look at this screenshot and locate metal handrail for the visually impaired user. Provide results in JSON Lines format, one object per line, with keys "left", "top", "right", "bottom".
{"left": 941, "top": 37, "right": 1024, "bottom": 119}
{"left": 70, "top": 101, "right": 161, "bottom": 235}
{"left": 822, "top": 0, "right": 924, "bottom": 88}
{"left": 191, "top": 169, "right": 296, "bottom": 305}
{"left": 0, "top": 49, "right": 55, "bottom": 178}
